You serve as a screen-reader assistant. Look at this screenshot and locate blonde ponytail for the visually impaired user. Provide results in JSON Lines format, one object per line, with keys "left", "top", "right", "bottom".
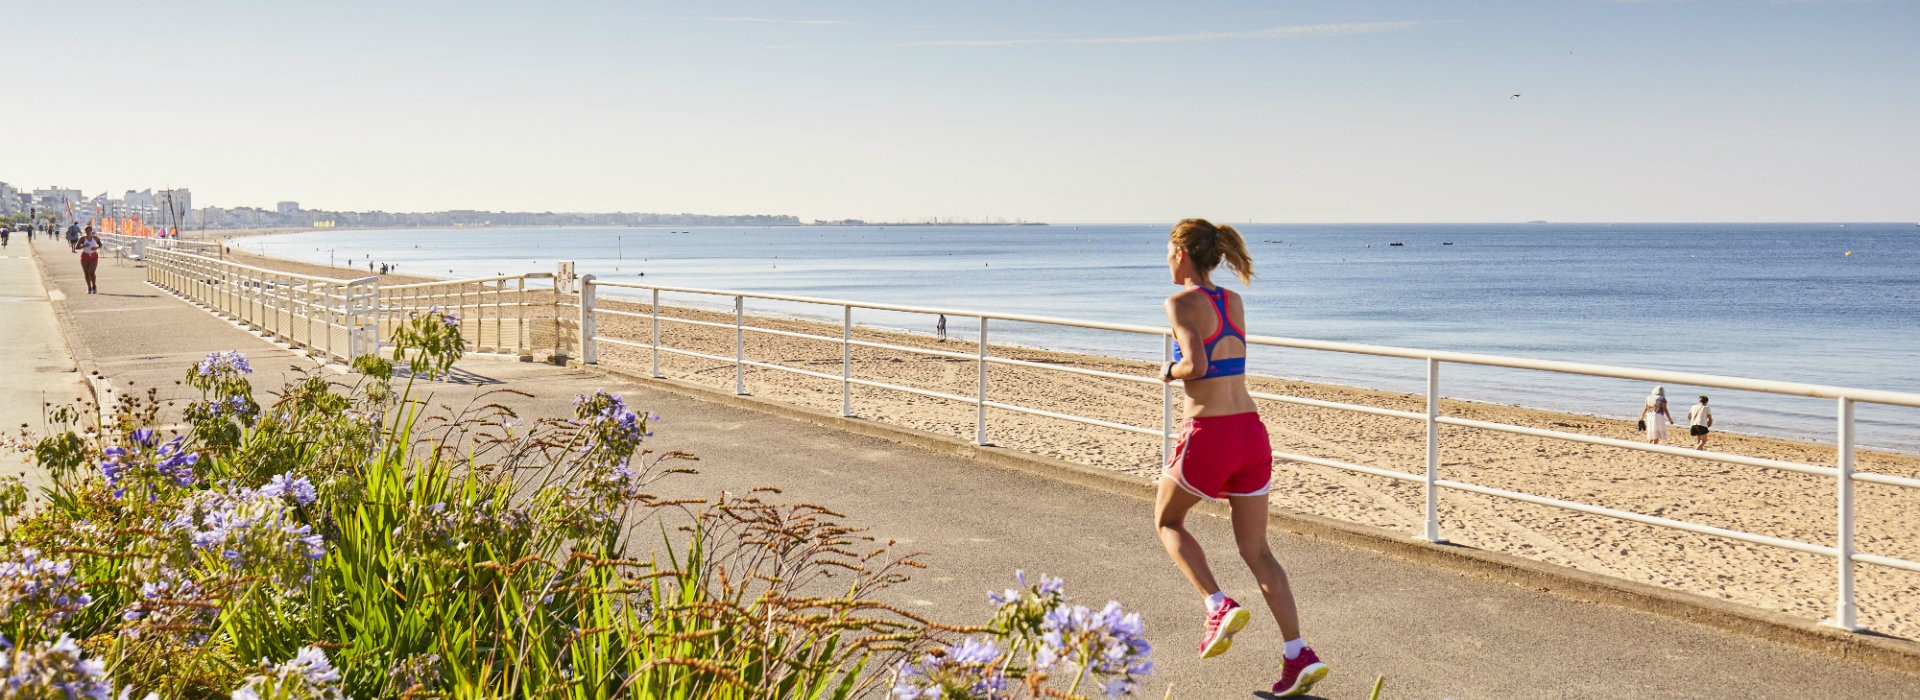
{"left": 1170, "top": 218, "right": 1256, "bottom": 286}
{"left": 1214, "top": 224, "right": 1255, "bottom": 286}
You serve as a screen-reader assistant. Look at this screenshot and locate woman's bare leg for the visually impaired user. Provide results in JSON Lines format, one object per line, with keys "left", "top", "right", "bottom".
{"left": 1228, "top": 493, "right": 1302, "bottom": 640}
{"left": 1155, "top": 476, "right": 1220, "bottom": 597}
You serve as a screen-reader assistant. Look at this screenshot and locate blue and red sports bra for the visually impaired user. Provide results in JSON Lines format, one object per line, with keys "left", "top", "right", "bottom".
{"left": 1171, "top": 286, "right": 1246, "bottom": 379}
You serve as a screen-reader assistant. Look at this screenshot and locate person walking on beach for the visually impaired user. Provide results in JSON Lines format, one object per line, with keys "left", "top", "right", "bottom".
{"left": 73, "top": 225, "right": 102, "bottom": 294}
{"left": 1640, "top": 386, "right": 1674, "bottom": 444}
{"left": 936, "top": 314, "right": 948, "bottom": 342}
{"left": 1155, "top": 218, "right": 1326, "bottom": 696}
{"left": 1688, "top": 395, "right": 1714, "bottom": 450}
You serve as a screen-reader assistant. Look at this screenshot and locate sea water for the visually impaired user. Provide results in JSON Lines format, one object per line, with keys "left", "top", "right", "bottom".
{"left": 233, "top": 223, "right": 1920, "bottom": 452}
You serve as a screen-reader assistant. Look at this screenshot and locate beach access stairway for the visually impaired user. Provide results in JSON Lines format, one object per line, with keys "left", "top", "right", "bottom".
{"left": 131, "top": 248, "right": 1920, "bottom": 655}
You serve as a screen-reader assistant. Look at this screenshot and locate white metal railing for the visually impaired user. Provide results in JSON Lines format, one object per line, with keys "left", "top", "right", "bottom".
{"left": 99, "top": 233, "right": 225, "bottom": 261}
{"left": 573, "top": 277, "right": 1920, "bottom": 634}
{"left": 144, "top": 249, "right": 378, "bottom": 363}
{"left": 379, "top": 273, "right": 555, "bottom": 357}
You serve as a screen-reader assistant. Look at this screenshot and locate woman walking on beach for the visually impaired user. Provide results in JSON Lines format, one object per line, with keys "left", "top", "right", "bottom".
{"left": 1155, "top": 218, "right": 1326, "bottom": 696}
{"left": 73, "top": 225, "right": 102, "bottom": 294}
{"left": 1640, "top": 386, "right": 1673, "bottom": 444}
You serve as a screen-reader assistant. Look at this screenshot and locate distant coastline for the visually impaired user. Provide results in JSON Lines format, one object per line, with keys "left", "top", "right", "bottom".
{"left": 805, "top": 220, "right": 1046, "bottom": 227}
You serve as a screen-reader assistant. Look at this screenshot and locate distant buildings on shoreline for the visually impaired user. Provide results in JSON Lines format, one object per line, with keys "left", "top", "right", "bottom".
{"left": 1, "top": 181, "right": 802, "bottom": 229}
{"left": 3, "top": 181, "right": 1042, "bottom": 230}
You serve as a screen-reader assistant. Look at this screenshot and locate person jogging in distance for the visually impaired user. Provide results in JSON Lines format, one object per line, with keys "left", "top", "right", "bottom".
{"left": 1156, "top": 218, "right": 1326, "bottom": 696}
{"left": 73, "top": 225, "right": 102, "bottom": 294}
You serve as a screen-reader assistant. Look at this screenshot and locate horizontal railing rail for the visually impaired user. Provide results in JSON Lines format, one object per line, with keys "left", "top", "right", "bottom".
{"left": 574, "top": 277, "right": 1920, "bottom": 635}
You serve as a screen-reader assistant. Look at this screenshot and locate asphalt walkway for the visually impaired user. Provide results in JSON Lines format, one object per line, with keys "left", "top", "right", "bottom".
{"left": 15, "top": 234, "right": 1920, "bottom": 698}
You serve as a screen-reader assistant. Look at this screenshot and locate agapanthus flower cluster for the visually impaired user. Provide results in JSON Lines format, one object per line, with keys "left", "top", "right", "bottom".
{"left": 231, "top": 646, "right": 347, "bottom": 700}
{"left": 185, "top": 395, "right": 259, "bottom": 424}
{"left": 969, "top": 571, "right": 1154, "bottom": 699}
{"left": 0, "top": 548, "right": 93, "bottom": 633}
{"left": 1033, "top": 601, "right": 1152, "bottom": 697}
{"left": 892, "top": 637, "right": 1010, "bottom": 700}
{"left": 100, "top": 429, "right": 200, "bottom": 494}
{"left": 260, "top": 473, "right": 319, "bottom": 508}
{"left": 0, "top": 635, "right": 112, "bottom": 700}
{"left": 167, "top": 478, "right": 325, "bottom": 587}
{"left": 193, "top": 349, "right": 254, "bottom": 379}
{"left": 988, "top": 569, "right": 1064, "bottom": 606}
{"left": 571, "top": 390, "right": 653, "bottom": 466}
{"left": 118, "top": 571, "right": 219, "bottom": 646}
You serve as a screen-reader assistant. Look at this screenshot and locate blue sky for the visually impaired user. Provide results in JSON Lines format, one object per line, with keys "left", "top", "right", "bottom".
{"left": 10, "top": 1, "right": 1917, "bottom": 222}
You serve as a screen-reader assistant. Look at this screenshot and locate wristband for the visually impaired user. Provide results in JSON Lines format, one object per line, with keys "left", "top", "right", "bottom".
{"left": 1162, "top": 362, "right": 1176, "bottom": 381}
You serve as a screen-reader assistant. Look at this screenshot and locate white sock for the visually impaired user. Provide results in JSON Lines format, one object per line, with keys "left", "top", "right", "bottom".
{"left": 1205, "top": 591, "right": 1227, "bottom": 612}
{"left": 1284, "top": 638, "right": 1306, "bottom": 659}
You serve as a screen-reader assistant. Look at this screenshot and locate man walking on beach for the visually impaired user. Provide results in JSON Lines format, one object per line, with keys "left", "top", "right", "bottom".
{"left": 936, "top": 314, "right": 948, "bottom": 342}
{"left": 1688, "top": 396, "right": 1714, "bottom": 450}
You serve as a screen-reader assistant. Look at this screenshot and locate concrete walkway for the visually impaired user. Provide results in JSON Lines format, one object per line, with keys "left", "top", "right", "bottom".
{"left": 20, "top": 235, "right": 1920, "bottom": 698}
{"left": 2, "top": 238, "right": 90, "bottom": 493}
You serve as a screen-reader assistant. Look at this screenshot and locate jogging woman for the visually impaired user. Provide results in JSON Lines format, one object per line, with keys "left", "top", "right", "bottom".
{"left": 1155, "top": 218, "right": 1325, "bottom": 696}
{"left": 74, "top": 225, "right": 102, "bottom": 294}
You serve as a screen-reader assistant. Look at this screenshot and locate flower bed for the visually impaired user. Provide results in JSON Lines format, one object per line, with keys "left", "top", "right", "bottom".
{"left": 2, "top": 310, "right": 1156, "bottom": 699}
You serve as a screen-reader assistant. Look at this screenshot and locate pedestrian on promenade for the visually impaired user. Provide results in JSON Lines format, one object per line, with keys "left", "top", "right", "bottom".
{"left": 1640, "top": 386, "right": 1673, "bottom": 444}
{"left": 1688, "top": 395, "right": 1714, "bottom": 450}
{"left": 1156, "top": 218, "right": 1325, "bottom": 696}
{"left": 65, "top": 221, "right": 80, "bottom": 248}
{"left": 2, "top": 225, "right": 10, "bottom": 248}
{"left": 936, "top": 314, "right": 948, "bottom": 342}
{"left": 73, "top": 225, "right": 102, "bottom": 294}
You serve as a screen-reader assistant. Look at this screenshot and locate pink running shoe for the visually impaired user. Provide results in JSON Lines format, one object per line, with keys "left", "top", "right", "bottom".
{"left": 1271, "top": 647, "right": 1328, "bottom": 697}
{"left": 1198, "top": 597, "right": 1251, "bottom": 658}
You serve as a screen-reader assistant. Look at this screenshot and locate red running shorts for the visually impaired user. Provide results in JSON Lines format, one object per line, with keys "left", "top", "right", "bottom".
{"left": 1165, "top": 411, "right": 1273, "bottom": 499}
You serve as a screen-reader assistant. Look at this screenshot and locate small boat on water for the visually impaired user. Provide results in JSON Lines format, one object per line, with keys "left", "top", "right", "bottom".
{"left": 1442, "top": 241, "right": 1454, "bottom": 246}
{"left": 1389, "top": 242, "right": 1405, "bottom": 247}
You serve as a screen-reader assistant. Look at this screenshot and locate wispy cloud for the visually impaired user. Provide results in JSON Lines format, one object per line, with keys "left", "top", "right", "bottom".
{"left": 591, "top": 15, "right": 852, "bottom": 26}
{"left": 899, "top": 21, "right": 1441, "bottom": 47}
{"left": 706, "top": 17, "right": 851, "bottom": 26}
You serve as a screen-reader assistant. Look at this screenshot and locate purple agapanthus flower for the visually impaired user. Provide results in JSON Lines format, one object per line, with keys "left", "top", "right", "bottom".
{"left": 194, "top": 349, "right": 253, "bottom": 378}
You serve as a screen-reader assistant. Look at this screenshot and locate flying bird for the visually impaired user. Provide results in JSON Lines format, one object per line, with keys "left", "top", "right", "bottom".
{"left": 1511, "top": 92, "right": 1522, "bottom": 98}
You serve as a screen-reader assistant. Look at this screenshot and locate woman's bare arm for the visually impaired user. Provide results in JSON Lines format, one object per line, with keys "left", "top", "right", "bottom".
{"left": 1162, "top": 293, "right": 1210, "bottom": 382}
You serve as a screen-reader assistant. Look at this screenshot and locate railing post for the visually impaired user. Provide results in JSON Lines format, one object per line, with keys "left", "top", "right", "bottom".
{"left": 650, "top": 288, "right": 662, "bottom": 377}
{"left": 842, "top": 305, "right": 854, "bottom": 417}
{"left": 578, "top": 274, "right": 597, "bottom": 365}
{"left": 976, "top": 316, "right": 990, "bottom": 446}
{"left": 1424, "top": 357, "right": 1446, "bottom": 543}
{"left": 1826, "top": 397, "right": 1861, "bottom": 631}
{"left": 1163, "top": 334, "right": 1174, "bottom": 466}
{"left": 734, "top": 295, "right": 746, "bottom": 395}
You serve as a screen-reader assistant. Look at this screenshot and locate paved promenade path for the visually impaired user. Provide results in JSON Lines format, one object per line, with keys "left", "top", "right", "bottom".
{"left": 16, "top": 234, "right": 1920, "bottom": 698}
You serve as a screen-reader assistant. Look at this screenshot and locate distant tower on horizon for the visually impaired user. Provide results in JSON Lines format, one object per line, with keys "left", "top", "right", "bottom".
{"left": 277, "top": 201, "right": 301, "bottom": 214}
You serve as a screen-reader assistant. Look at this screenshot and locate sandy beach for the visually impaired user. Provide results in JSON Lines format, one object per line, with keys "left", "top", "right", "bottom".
{"left": 213, "top": 237, "right": 1920, "bottom": 639}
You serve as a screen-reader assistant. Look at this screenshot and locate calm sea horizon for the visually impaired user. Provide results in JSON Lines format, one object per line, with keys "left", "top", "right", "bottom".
{"left": 232, "top": 223, "right": 1920, "bottom": 454}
